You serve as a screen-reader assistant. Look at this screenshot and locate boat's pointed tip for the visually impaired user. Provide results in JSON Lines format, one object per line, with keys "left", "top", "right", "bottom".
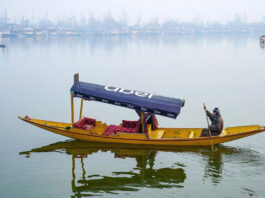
{"left": 18, "top": 116, "right": 27, "bottom": 121}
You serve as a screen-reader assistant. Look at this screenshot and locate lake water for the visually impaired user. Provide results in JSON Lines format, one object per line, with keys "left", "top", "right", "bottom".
{"left": 0, "top": 34, "right": 265, "bottom": 197}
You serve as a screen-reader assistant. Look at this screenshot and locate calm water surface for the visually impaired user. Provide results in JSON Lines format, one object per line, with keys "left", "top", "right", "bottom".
{"left": 0, "top": 35, "right": 265, "bottom": 197}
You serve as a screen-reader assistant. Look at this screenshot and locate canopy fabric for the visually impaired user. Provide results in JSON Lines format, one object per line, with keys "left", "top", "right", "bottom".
{"left": 70, "top": 81, "right": 185, "bottom": 119}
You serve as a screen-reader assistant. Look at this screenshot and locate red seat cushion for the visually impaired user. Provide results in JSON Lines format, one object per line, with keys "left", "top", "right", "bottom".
{"left": 73, "top": 117, "right": 96, "bottom": 130}
{"left": 152, "top": 115, "right": 159, "bottom": 130}
{"left": 103, "top": 114, "right": 159, "bottom": 136}
{"left": 103, "top": 125, "right": 139, "bottom": 135}
{"left": 122, "top": 120, "right": 139, "bottom": 128}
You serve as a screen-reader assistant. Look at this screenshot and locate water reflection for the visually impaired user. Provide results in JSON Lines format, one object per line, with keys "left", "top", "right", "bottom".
{"left": 71, "top": 156, "right": 185, "bottom": 196}
{"left": 203, "top": 149, "right": 223, "bottom": 184}
{"left": 20, "top": 141, "right": 187, "bottom": 196}
{"left": 1, "top": 33, "right": 257, "bottom": 54}
{"left": 19, "top": 141, "right": 264, "bottom": 196}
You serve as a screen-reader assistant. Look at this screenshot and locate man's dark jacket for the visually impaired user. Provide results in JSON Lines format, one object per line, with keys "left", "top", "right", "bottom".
{"left": 206, "top": 110, "right": 224, "bottom": 135}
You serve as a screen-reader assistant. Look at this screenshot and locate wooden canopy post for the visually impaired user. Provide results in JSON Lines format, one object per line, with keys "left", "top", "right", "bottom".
{"left": 79, "top": 99, "right": 84, "bottom": 120}
{"left": 71, "top": 73, "right": 79, "bottom": 125}
{"left": 74, "top": 73, "right": 79, "bottom": 83}
{"left": 141, "top": 112, "right": 149, "bottom": 140}
{"left": 71, "top": 93, "right": 74, "bottom": 125}
{"left": 141, "top": 112, "right": 145, "bottom": 133}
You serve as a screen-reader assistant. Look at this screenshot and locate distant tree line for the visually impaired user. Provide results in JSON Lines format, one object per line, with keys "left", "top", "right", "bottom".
{"left": 0, "top": 13, "right": 265, "bottom": 36}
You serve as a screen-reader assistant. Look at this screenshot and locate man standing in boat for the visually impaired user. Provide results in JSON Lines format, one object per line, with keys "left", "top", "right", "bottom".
{"left": 200, "top": 105, "right": 224, "bottom": 137}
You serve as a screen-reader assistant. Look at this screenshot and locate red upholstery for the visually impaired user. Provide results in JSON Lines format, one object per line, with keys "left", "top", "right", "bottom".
{"left": 102, "top": 114, "right": 159, "bottom": 136}
{"left": 143, "top": 114, "right": 148, "bottom": 134}
{"left": 152, "top": 115, "right": 159, "bottom": 130}
{"left": 73, "top": 117, "right": 96, "bottom": 130}
{"left": 103, "top": 120, "right": 140, "bottom": 135}
{"left": 122, "top": 120, "right": 139, "bottom": 128}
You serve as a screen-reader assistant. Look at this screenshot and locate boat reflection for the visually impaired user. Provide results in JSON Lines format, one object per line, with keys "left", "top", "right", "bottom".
{"left": 19, "top": 141, "right": 262, "bottom": 196}
{"left": 20, "top": 141, "right": 187, "bottom": 196}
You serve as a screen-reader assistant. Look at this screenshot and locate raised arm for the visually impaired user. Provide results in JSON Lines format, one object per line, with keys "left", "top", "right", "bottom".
{"left": 203, "top": 104, "right": 214, "bottom": 121}
{"left": 206, "top": 110, "right": 214, "bottom": 121}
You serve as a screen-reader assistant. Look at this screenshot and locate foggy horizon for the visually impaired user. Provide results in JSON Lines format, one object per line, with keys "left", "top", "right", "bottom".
{"left": 1, "top": 0, "right": 265, "bottom": 24}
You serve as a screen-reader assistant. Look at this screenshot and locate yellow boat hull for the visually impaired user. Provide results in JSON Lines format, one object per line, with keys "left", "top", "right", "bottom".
{"left": 18, "top": 116, "right": 265, "bottom": 146}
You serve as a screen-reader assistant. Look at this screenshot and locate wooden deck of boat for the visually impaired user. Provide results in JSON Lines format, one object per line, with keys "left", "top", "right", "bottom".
{"left": 18, "top": 116, "right": 265, "bottom": 146}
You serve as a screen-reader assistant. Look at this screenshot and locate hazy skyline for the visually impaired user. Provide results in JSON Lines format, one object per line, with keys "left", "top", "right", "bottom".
{"left": 1, "top": 0, "right": 265, "bottom": 24}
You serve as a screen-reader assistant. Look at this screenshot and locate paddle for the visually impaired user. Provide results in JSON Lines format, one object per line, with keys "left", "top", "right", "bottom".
{"left": 203, "top": 103, "right": 214, "bottom": 151}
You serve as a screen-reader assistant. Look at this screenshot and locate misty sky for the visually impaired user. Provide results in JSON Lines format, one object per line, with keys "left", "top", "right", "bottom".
{"left": 1, "top": 0, "right": 265, "bottom": 23}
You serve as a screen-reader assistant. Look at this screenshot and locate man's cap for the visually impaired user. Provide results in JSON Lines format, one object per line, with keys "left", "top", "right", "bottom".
{"left": 213, "top": 107, "right": 220, "bottom": 115}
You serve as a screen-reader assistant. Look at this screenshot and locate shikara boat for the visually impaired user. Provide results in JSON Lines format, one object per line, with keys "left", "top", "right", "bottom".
{"left": 19, "top": 74, "right": 265, "bottom": 147}
{"left": 0, "top": 37, "right": 5, "bottom": 48}
{"left": 260, "top": 35, "right": 265, "bottom": 44}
